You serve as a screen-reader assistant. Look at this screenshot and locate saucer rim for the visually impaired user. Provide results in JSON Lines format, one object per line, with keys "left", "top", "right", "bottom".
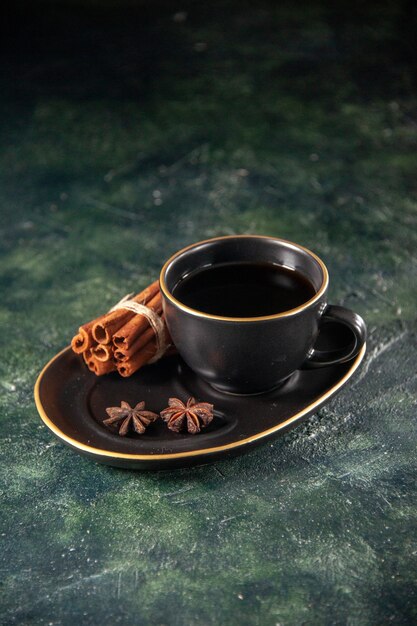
{"left": 34, "top": 344, "right": 366, "bottom": 462}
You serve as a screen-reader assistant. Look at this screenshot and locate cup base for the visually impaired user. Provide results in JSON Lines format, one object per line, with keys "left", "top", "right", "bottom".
{"left": 208, "top": 373, "right": 295, "bottom": 397}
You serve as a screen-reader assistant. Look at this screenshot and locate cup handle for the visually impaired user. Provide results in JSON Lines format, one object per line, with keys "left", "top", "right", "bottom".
{"left": 302, "top": 304, "right": 367, "bottom": 369}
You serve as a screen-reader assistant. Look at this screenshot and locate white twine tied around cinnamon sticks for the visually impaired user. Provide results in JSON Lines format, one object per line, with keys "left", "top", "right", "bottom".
{"left": 109, "top": 293, "right": 169, "bottom": 363}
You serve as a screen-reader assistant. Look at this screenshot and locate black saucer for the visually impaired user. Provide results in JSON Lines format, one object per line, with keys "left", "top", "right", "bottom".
{"left": 34, "top": 333, "right": 366, "bottom": 470}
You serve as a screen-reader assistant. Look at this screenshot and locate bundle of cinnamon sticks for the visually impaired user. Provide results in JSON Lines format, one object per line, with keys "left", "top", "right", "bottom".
{"left": 71, "top": 280, "right": 172, "bottom": 377}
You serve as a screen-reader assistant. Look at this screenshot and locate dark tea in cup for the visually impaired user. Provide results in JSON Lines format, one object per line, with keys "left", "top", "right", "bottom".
{"left": 172, "top": 262, "right": 316, "bottom": 318}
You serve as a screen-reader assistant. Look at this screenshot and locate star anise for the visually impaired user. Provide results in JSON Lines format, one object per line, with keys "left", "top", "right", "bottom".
{"left": 160, "top": 397, "right": 214, "bottom": 434}
{"left": 104, "top": 401, "right": 158, "bottom": 436}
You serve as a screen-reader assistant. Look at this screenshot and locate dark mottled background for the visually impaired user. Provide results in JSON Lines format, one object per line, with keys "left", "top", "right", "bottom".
{"left": 1, "top": 1, "right": 416, "bottom": 624}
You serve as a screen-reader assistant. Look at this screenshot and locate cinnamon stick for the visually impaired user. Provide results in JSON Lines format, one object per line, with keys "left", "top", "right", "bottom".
{"left": 92, "top": 359, "right": 116, "bottom": 376}
{"left": 71, "top": 317, "right": 104, "bottom": 353}
{"left": 113, "top": 326, "right": 155, "bottom": 361}
{"left": 92, "top": 343, "right": 113, "bottom": 362}
{"left": 92, "top": 280, "right": 160, "bottom": 344}
{"left": 83, "top": 348, "right": 96, "bottom": 371}
{"left": 112, "top": 292, "right": 162, "bottom": 350}
{"left": 116, "top": 341, "right": 157, "bottom": 377}
{"left": 116, "top": 337, "right": 177, "bottom": 376}
{"left": 83, "top": 348, "right": 116, "bottom": 375}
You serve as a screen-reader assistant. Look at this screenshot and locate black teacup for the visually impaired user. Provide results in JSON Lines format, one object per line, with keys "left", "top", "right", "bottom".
{"left": 160, "top": 235, "right": 366, "bottom": 394}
